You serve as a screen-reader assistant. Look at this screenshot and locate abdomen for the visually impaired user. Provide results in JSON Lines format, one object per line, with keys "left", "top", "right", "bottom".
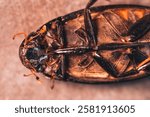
{"left": 62, "top": 5, "right": 150, "bottom": 83}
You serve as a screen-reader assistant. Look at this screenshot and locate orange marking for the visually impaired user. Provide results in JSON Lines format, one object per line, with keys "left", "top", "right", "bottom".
{"left": 39, "top": 25, "right": 47, "bottom": 34}
{"left": 116, "top": 9, "right": 129, "bottom": 20}
{"left": 134, "top": 10, "right": 145, "bottom": 19}
{"left": 137, "top": 57, "right": 150, "bottom": 69}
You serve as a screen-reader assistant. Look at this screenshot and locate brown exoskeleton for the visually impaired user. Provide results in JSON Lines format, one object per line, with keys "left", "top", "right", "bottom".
{"left": 18, "top": 0, "right": 150, "bottom": 83}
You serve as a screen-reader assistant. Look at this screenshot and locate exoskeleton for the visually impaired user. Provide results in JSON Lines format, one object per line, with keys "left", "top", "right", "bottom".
{"left": 18, "top": 0, "right": 150, "bottom": 83}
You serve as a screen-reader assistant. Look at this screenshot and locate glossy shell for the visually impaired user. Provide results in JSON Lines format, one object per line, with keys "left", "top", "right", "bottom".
{"left": 63, "top": 5, "right": 150, "bottom": 83}
{"left": 20, "top": 5, "right": 150, "bottom": 83}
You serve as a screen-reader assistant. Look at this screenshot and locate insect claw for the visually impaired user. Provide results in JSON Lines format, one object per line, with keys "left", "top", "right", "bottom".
{"left": 36, "top": 76, "right": 40, "bottom": 80}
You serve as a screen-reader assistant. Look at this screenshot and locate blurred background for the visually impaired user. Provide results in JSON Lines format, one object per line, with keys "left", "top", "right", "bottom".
{"left": 0, "top": 0, "right": 150, "bottom": 99}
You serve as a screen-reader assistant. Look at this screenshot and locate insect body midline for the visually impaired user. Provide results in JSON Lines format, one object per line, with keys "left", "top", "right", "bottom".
{"left": 54, "top": 42, "right": 150, "bottom": 54}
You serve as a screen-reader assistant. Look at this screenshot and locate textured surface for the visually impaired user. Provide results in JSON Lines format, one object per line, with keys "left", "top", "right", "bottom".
{"left": 0, "top": 0, "right": 150, "bottom": 100}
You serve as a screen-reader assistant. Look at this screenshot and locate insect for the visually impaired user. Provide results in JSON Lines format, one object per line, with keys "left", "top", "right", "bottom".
{"left": 18, "top": 0, "right": 150, "bottom": 84}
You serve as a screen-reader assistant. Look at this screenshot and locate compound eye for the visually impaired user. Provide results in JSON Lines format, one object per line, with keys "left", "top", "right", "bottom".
{"left": 26, "top": 47, "right": 40, "bottom": 60}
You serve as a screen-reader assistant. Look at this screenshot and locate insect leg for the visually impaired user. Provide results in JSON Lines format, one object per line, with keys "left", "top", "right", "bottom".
{"left": 137, "top": 57, "right": 150, "bottom": 70}
{"left": 123, "top": 50, "right": 146, "bottom": 77}
{"left": 92, "top": 50, "right": 149, "bottom": 78}
{"left": 13, "top": 32, "right": 27, "bottom": 40}
{"left": 118, "top": 57, "right": 150, "bottom": 77}
{"left": 84, "top": 0, "right": 97, "bottom": 46}
{"left": 93, "top": 52, "right": 150, "bottom": 78}
{"left": 125, "top": 14, "right": 150, "bottom": 42}
{"left": 92, "top": 52, "right": 118, "bottom": 77}
{"left": 55, "top": 18, "right": 67, "bottom": 80}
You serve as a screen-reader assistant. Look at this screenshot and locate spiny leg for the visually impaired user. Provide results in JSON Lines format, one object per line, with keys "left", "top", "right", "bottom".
{"left": 84, "top": 0, "right": 97, "bottom": 46}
